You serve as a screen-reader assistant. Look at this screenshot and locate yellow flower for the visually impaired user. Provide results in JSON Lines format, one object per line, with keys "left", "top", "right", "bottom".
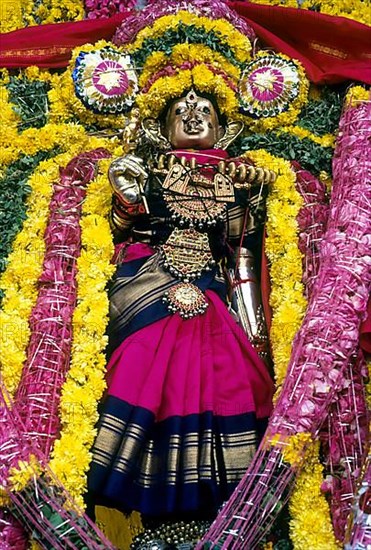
{"left": 0, "top": 485, "right": 10, "bottom": 506}
{"left": 139, "top": 43, "right": 241, "bottom": 89}
{"left": 0, "top": 127, "right": 115, "bottom": 400}
{"left": 0, "top": 0, "right": 23, "bottom": 32}
{"left": 290, "top": 442, "right": 340, "bottom": 550}
{"left": 245, "top": 146, "right": 336, "bottom": 550}
{"left": 345, "top": 85, "right": 370, "bottom": 107}
{"left": 137, "top": 63, "right": 239, "bottom": 121}
{"left": 265, "top": 433, "right": 312, "bottom": 467}
{"left": 128, "top": 11, "right": 251, "bottom": 64}
{"left": 0, "top": 69, "right": 10, "bottom": 85}
{"left": 8, "top": 455, "right": 42, "bottom": 492}
{"left": 278, "top": 125, "right": 335, "bottom": 148}
{"left": 302, "top": 0, "right": 370, "bottom": 25}
{"left": 0, "top": 85, "right": 19, "bottom": 134}
{"left": 244, "top": 149, "right": 307, "bottom": 401}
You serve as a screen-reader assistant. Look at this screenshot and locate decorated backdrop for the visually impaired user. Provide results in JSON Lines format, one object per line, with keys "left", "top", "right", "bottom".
{"left": 0, "top": 1, "right": 370, "bottom": 549}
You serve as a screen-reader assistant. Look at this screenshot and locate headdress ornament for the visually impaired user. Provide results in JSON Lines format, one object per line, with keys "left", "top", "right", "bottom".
{"left": 71, "top": 0, "right": 309, "bottom": 127}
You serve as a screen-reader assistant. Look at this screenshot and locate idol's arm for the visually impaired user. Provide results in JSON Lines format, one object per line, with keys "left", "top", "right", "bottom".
{"left": 228, "top": 247, "right": 270, "bottom": 364}
{"left": 108, "top": 154, "right": 149, "bottom": 238}
{"left": 227, "top": 160, "right": 274, "bottom": 365}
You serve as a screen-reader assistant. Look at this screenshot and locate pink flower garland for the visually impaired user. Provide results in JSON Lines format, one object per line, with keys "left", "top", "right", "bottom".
{"left": 0, "top": 388, "right": 116, "bottom": 549}
{"left": 293, "top": 162, "right": 329, "bottom": 299}
{"left": 198, "top": 93, "right": 371, "bottom": 548}
{"left": 13, "top": 149, "right": 109, "bottom": 458}
{"left": 321, "top": 355, "right": 369, "bottom": 540}
{"left": 294, "top": 162, "right": 369, "bottom": 541}
{"left": 0, "top": 149, "right": 109, "bottom": 548}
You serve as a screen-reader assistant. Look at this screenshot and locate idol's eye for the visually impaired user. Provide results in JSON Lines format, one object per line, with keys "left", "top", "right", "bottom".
{"left": 175, "top": 106, "right": 186, "bottom": 115}
{"left": 202, "top": 106, "right": 211, "bottom": 114}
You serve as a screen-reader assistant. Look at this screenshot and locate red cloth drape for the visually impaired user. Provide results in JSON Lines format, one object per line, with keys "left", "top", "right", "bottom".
{"left": 1, "top": 3, "right": 370, "bottom": 85}
{"left": 230, "top": 2, "right": 371, "bottom": 84}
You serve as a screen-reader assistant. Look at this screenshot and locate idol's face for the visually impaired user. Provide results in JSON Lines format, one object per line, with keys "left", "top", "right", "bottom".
{"left": 163, "top": 90, "right": 223, "bottom": 149}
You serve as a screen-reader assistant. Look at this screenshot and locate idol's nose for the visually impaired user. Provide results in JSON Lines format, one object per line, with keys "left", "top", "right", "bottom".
{"left": 183, "top": 108, "right": 201, "bottom": 123}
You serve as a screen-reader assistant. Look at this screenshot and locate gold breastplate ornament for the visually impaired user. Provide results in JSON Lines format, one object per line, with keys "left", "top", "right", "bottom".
{"left": 161, "top": 163, "right": 231, "bottom": 229}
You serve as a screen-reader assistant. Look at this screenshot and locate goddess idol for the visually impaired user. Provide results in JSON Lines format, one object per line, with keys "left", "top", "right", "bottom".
{"left": 83, "top": 4, "right": 280, "bottom": 526}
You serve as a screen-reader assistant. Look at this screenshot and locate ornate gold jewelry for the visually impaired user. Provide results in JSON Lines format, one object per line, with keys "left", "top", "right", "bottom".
{"left": 162, "top": 163, "right": 227, "bottom": 227}
{"left": 214, "top": 172, "right": 235, "bottom": 202}
{"left": 161, "top": 228, "right": 215, "bottom": 281}
{"left": 163, "top": 282, "right": 208, "bottom": 318}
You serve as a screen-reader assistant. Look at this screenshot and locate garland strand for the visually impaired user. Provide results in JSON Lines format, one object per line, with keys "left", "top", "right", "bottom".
{"left": 277, "top": 126, "right": 335, "bottom": 148}
{"left": 246, "top": 150, "right": 307, "bottom": 392}
{"left": 288, "top": 166, "right": 338, "bottom": 549}
{"left": 49, "top": 156, "right": 116, "bottom": 508}
{"left": 0, "top": 128, "right": 117, "bottom": 399}
{"left": 199, "top": 85, "right": 370, "bottom": 550}
{"left": 127, "top": 11, "right": 252, "bottom": 64}
{"left": 289, "top": 442, "right": 340, "bottom": 550}
{"left": 12, "top": 149, "right": 110, "bottom": 463}
{"left": 0, "top": 123, "right": 89, "bottom": 168}
{"left": 253, "top": 152, "right": 337, "bottom": 549}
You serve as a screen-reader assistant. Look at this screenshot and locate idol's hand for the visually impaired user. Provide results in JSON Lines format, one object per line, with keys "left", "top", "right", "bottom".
{"left": 108, "top": 154, "right": 148, "bottom": 205}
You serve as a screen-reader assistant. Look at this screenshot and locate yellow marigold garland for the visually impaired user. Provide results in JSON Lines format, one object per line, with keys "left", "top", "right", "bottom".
{"left": 1, "top": 154, "right": 61, "bottom": 399}
{"left": 0, "top": 123, "right": 117, "bottom": 401}
{"left": 301, "top": 0, "right": 371, "bottom": 26}
{"left": 127, "top": 11, "right": 252, "bottom": 64}
{"left": 49, "top": 156, "right": 116, "bottom": 509}
{"left": 345, "top": 85, "right": 370, "bottom": 106}
{"left": 248, "top": 0, "right": 370, "bottom": 26}
{"left": 0, "top": 0, "right": 24, "bottom": 32}
{"left": 0, "top": 123, "right": 88, "bottom": 167}
{"left": 136, "top": 63, "right": 239, "bottom": 120}
{"left": 138, "top": 43, "right": 241, "bottom": 88}
{"left": 289, "top": 442, "right": 340, "bottom": 550}
{"left": 246, "top": 149, "right": 307, "bottom": 391}
{"left": 0, "top": 85, "right": 20, "bottom": 172}
{"left": 0, "top": 0, "right": 84, "bottom": 32}
{"left": 26, "top": 0, "right": 84, "bottom": 26}
{"left": 277, "top": 126, "right": 336, "bottom": 148}
{"left": 22, "top": 65, "right": 57, "bottom": 82}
